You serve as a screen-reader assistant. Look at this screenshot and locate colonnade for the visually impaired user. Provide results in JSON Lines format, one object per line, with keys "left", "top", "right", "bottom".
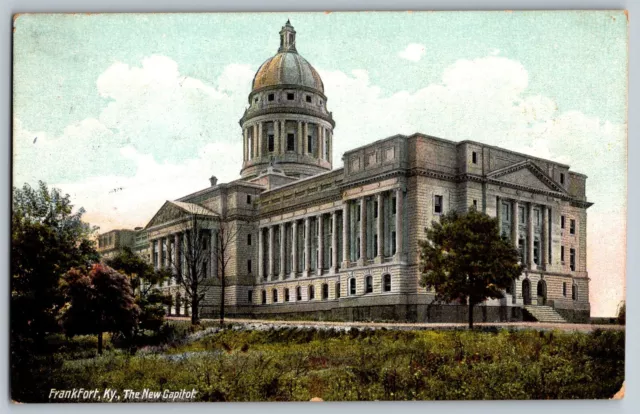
{"left": 243, "top": 120, "right": 331, "bottom": 161}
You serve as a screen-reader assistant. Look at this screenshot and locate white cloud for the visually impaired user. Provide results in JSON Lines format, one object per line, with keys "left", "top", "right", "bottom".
{"left": 398, "top": 43, "right": 426, "bottom": 62}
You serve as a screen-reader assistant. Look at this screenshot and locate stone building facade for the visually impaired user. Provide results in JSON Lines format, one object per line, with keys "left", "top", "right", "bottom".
{"left": 97, "top": 21, "right": 592, "bottom": 323}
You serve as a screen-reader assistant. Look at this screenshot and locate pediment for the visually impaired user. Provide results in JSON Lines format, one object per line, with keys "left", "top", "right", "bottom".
{"left": 145, "top": 201, "right": 218, "bottom": 229}
{"left": 487, "top": 161, "right": 566, "bottom": 194}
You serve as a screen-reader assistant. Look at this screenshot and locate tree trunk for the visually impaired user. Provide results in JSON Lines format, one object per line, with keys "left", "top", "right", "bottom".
{"left": 191, "top": 293, "right": 200, "bottom": 325}
{"left": 468, "top": 301, "right": 474, "bottom": 330}
{"left": 219, "top": 277, "right": 225, "bottom": 327}
{"left": 97, "top": 331, "right": 103, "bottom": 355}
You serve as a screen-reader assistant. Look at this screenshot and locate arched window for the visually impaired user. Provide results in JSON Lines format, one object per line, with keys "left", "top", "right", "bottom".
{"left": 284, "top": 288, "right": 290, "bottom": 302}
{"left": 261, "top": 290, "right": 267, "bottom": 304}
{"left": 296, "top": 286, "right": 302, "bottom": 301}
{"left": 336, "top": 282, "right": 341, "bottom": 298}
{"left": 309, "top": 285, "right": 315, "bottom": 300}
{"left": 383, "top": 274, "right": 391, "bottom": 292}
{"left": 572, "top": 284, "right": 577, "bottom": 301}
{"left": 322, "top": 283, "right": 329, "bottom": 300}
{"left": 349, "top": 278, "right": 356, "bottom": 295}
{"left": 365, "top": 275, "right": 373, "bottom": 293}
{"left": 272, "top": 288, "right": 278, "bottom": 303}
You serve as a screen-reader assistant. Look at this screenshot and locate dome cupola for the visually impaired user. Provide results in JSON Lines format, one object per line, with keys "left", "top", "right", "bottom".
{"left": 239, "top": 21, "right": 335, "bottom": 180}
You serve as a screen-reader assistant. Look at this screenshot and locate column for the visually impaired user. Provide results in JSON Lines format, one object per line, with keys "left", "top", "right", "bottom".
{"left": 174, "top": 233, "right": 181, "bottom": 283}
{"left": 527, "top": 203, "right": 534, "bottom": 269}
{"left": 167, "top": 235, "right": 173, "bottom": 284}
{"left": 376, "top": 193, "right": 384, "bottom": 261}
{"left": 342, "top": 202, "right": 350, "bottom": 268}
{"left": 496, "top": 197, "right": 502, "bottom": 234}
{"left": 274, "top": 121, "right": 280, "bottom": 154}
{"left": 318, "top": 214, "right": 324, "bottom": 275}
{"left": 281, "top": 120, "right": 287, "bottom": 154}
{"left": 395, "top": 189, "right": 403, "bottom": 261}
{"left": 210, "top": 229, "right": 217, "bottom": 279}
{"left": 158, "top": 237, "right": 165, "bottom": 270}
{"left": 360, "top": 198, "right": 367, "bottom": 263}
{"left": 243, "top": 128, "right": 248, "bottom": 161}
{"left": 304, "top": 217, "right": 311, "bottom": 276}
{"left": 297, "top": 121, "right": 303, "bottom": 155}
{"left": 331, "top": 211, "right": 338, "bottom": 272}
{"left": 319, "top": 127, "right": 324, "bottom": 159}
{"left": 258, "top": 122, "right": 263, "bottom": 158}
{"left": 149, "top": 240, "right": 156, "bottom": 269}
{"left": 542, "top": 206, "right": 549, "bottom": 269}
{"left": 268, "top": 226, "right": 275, "bottom": 280}
{"left": 279, "top": 223, "right": 286, "bottom": 279}
{"left": 292, "top": 221, "right": 298, "bottom": 277}
{"left": 512, "top": 200, "right": 519, "bottom": 249}
{"left": 258, "top": 228, "right": 264, "bottom": 281}
{"left": 303, "top": 123, "right": 309, "bottom": 154}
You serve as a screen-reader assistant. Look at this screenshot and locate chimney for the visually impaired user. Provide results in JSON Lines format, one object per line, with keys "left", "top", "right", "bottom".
{"left": 209, "top": 176, "right": 218, "bottom": 187}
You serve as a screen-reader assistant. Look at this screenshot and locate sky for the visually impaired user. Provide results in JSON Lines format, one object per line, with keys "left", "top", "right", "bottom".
{"left": 12, "top": 11, "right": 627, "bottom": 317}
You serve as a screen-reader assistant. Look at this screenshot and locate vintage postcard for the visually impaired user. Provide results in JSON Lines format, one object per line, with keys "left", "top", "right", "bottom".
{"left": 11, "top": 11, "right": 627, "bottom": 402}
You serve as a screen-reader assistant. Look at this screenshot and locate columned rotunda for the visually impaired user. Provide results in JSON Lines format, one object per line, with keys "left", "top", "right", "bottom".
{"left": 99, "top": 21, "right": 593, "bottom": 324}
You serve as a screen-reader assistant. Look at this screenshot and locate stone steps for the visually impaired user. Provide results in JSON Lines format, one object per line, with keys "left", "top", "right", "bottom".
{"left": 524, "top": 305, "right": 568, "bottom": 323}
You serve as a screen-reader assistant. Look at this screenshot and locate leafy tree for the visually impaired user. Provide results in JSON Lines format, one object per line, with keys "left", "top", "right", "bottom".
{"left": 62, "top": 264, "right": 140, "bottom": 354}
{"left": 419, "top": 209, "right": 524, "bottom": 329}
{"left": 617, "top": 301, "right": 625, "bottom": 325}
{"left": 105, "top": 247, "right": 172, "bottom": 333}
{"left": 11, "top": 181, "right": 99, "bottom": 347}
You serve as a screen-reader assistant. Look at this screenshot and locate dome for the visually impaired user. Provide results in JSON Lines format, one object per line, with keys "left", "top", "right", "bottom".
{"left": 250, "top": 20, "right": 324, "bottom": 94}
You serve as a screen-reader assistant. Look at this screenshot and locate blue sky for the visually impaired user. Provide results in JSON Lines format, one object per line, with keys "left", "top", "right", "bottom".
{"left": 12, "top": 11, "right": 627, "bottom": 316}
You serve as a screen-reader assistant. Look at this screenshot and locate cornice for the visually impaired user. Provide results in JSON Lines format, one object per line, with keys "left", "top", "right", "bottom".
{"left": 240, "top": 106, "right": 336, "bottom": 127}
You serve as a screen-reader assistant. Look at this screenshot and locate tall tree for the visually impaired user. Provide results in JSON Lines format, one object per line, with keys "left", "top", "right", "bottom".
{"left": 418, "top": 209, "right": 524, "bottom": 329}
{"left": 11, "top": 181, "right": 99, "bottom": 347}
{"left": 105, "top": 247, "right": 172, "bottom": 333}
{"left": 62, "top": 264, "right": 140, "bottom": 354}
{"left": 213, "top": 221, "right": 239, "bottom": 327}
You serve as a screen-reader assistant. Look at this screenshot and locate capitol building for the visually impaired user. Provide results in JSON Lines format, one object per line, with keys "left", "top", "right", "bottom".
{"left": 98, "top": 21, "right": 592, "bottom": 323}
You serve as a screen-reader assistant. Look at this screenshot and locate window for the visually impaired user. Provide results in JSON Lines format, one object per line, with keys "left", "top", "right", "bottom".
{"left": 268, "top": 134, "right": 275, "bottom": 152}
{"left": 518, "top": 238, "right": 525, "bottom": 262}
{"left": 356, "top": 237, "right": 361, "bottom": 259}
{"left": 391, "top": 232, "right": 397, "bottom": 255}
{"left": 472, "top": 151, "right": 478, "bottom": 164}
{"left": 287, "top": 92, "right": 295, "bottom": 100}
{"left": 572, "top": 284, "right": 577, "bottom": 301}
{"left": 519, "top": 206, "right": 525, "bottom": 224}
{"left": 247, "top": 194, "right": 252, "bottom": 204}
{"left": 374, "top": 201, "right": 378, "bottom": 218}
{"left": 533, "top": 239, "right": 540, "bottom": 265}
{"left": 254, "top": 97, "right": 259, "bottom": 103}
{"left": 560, "top": 173, "right": 565, "bottom": 185}
{"left": 569, "top": 248, "right": 576, "bottom": 271}
{"left": 202, "top": 261, "right": 208, "bottom": 277}
{"left": 287, "top": 133, "right": 295, "bottom": 151}
{"left": 247, "top": 260, "right": 252, "bottom": 274}
{"left": 570, "top": 219, "right": 576, "bottom": 235}
{"left": 248, "top": 234, "right": 252, "bottom": 245}
{"left": 268, "top": 93, "right": 275, "bottom": 102}
{"left": 202, "top": 236, "right": 208, "bottom": 250}
{"left": 306, "top": 95, "right": 312, "bottom": 103}
{"left": 272, "top": 289, "right": 278, "bottom": 303}
{"left": 561, "top": 215, "right": 565, "bottom": 229}
{"left": 307, "top": 135, "right": 313, "bottom": 153}
{"left": 309, "top": 285, "right": 315, "bottom": 300}
{"left": 296, "top": 286, "right": 302, "bottom": 301}
{"left": 322, "top": 283, "right": 329, "bottom": 300}
{"left": 392, "top": 197, "right": 397, "bottom": 214}
{"left": 349, "top": 278, "right": 356, "bottom": 295}
{"left": 562, "top": 283, "right": 567, "bottom": 297}
{"left": 261, "top": 290, "right": 266, "bottom": 304}
{"left": 561, "top": 246, "right": 565, "bottom": 263}
{"left": 383, "top": 274, "right": 391, "bottom": 292}
{"left": 535, "top": 209, "right": 541, "bottom": 226}
{"left": 365, "top": 276, "right": 373, "bottom": 293}
{"left": 248, "top": 290, "right": 253, "bottom": 303}
{"left": 284, "top": 288, "right": 290, "bottom": 302}
{"left": 434, "top": 195, "right": 443, "bottom": 214}
{"left": 472, "top": 200, "right": 478, "bottom": 209}
{"left": 336, "top": 282, "right": 341, "bottom": 298}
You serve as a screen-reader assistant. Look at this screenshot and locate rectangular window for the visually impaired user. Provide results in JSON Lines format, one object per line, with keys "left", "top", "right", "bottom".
{"left": 374, "top": 201, "right": 378, "bottom": 218}
{"left": 287, "top": 133, "right": 295, "bottom": 151}
{"left": 560, "top": 173, "right": 565, "bottom": 184}
{"left": 248, "top": 290, "right": 253, "bottom": 303}
{"left": 562, "top": 283, "right": 567, "bottom": 297}
{"left": 306, "top": 95, "right": 312, "bottom": 103}
{"left": 392, "top": 197, "right": 397, "bottom": 214}
{"left": 561, "top": 246, "right": 565, "bottom": 262}
{"left": 202, "top": 261, "right": 208, "bottom": 278}
{"left": 268, "top": 134, "right": 275, "bottom": 152}
{"left": 502, "top": 203, "right": 510, "bottom": 221}
{"left": 287, "top": 92, "right": 295, "bottom": 100}
{"left": 336, "top": 283, "right": 341, "bottom": 298}
{"left": 570, "top": 219, "right": 576, "bottom": 235}
{"left": 391, "top": 232, "right": 397, "bottom": 255}
{"left": 268, "top": 93, "right": 275, "bottom": 102}
{"left": 472, "top": 151, "right": 478, "bottom": 164}
{"left": 434, "top": 195, "right": 443, "bottom": 214}
{"left": 246, "top": 194, "right": 252, "bottom": 204}
{"left": 519, "top": 206, "right": 525, "bottom": 224}
{"left": 247, "top": 233, "right": 252, "bottom": 245}
{"left": 561, "top": 215, "right": 565, "bottom": 229}
{"left": 473, "top": 199, "right": 478, "bottom": 209}
{"left": 570, "top": 248, "right": 576, "bottom": 271}
{"left": 307, "top": 135, "right": 313, "bottom": 153}
{"left": 533, "top": 239, "right": 540, "bottom": 265}
{"left": 248, "top": 260, "right": 252, "bottom": 274}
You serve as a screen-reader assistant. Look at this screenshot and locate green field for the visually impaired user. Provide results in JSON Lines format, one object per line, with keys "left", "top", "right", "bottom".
{"left": 12, "top": 322, "right": 625, "bottom": 402}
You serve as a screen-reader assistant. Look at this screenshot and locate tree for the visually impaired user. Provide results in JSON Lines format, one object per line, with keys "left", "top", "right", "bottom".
{"left": 419, "top": 209, "right": 524, "bottom": 329}
{"left": 62, "top": 264, "right": 140, "bottom": 354}
{"left": 105, "top": 247, "right": 172, "bottom": 333}
{"left": 213, "top": 221, "right": 239, "bottom": 327}
{"left": 617, "top": 301, "right": 625, "bottom": 325}
{"left": 11, "top": 181, "right": 99, "bottom": 347}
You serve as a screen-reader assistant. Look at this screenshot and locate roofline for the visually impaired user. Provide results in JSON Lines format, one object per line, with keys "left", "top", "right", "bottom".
{"left": 176, "top": 179, "right": 265, "bottom": 202}
{"left": 260, "top": 167, "right": 344, "bottom": 195}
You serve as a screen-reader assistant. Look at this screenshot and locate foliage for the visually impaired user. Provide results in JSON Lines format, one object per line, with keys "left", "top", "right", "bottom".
{"left": 61, "top": 264, "right": 140, "bottom": 354}
{"left": 11, "top": 181, "right": 99, "bottom": 344}
{"left": 617, "top": 301, "right": 626, "bottom": 325}
{"left": 106, "top": 247, "right": 172, "bottom": 333}
{"left": 418, "top": 209, "right": 524, "bottom": 328}
{"left": 17, "top": 326, "right": 624, "bottom": 403}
